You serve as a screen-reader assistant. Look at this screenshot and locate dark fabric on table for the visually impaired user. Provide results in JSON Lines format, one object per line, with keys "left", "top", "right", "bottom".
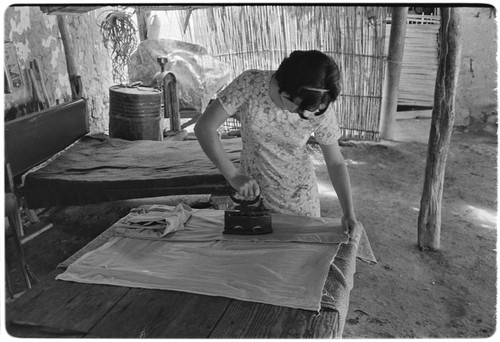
{"left": 23, "top": 134, "right": 241, "bottom": 208}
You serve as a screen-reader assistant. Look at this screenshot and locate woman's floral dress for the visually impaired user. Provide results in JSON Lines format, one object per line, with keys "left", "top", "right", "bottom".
{"left": 217, "top": 70, "right": 341, "bottom": 217}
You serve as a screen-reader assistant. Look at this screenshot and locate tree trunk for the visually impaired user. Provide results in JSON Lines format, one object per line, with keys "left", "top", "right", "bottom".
{"left": 379, "top": 7, "right": 408, "bottom": 140}
{"left": 417, "top": 8, "right": 462, "bottom": 250}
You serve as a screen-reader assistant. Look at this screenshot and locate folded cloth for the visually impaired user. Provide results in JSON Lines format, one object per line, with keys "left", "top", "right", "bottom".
{"left": 321, "top": 222, "right": 377, "bottom": 337}
{"left": 115, "top": 203, "right": 192, "bottom": 238}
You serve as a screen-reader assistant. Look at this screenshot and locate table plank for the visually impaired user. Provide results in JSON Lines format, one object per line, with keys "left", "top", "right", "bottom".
{"left": 209, "top": 300, "right": 338, "bottom": 338}
{"left": 88, "top": 288, "right": 232, "bottom": 338}
{"left": 6, "top": 270, "right": 129, "bottom": 337}
{"left": 6, "top": 272, "right": 339, "bottom": 338}
{"left": 6, "top": 320, "right": 87, "bottom": 338}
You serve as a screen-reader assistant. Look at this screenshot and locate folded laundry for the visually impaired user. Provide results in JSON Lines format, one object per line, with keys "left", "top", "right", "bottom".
{"left": 115, "top": 203, "right": 193, "bottom": 238}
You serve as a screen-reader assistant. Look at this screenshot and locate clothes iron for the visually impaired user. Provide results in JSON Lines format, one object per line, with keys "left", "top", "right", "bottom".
{"left": 224, "top": 193, "right": 272, "bottom": 235}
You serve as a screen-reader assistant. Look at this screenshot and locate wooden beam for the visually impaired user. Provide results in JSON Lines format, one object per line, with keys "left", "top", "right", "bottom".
{"left": 379, "top": 7, "right": 408, "bottom": 140}
{"left": 417, "top": 8, "right": 462, "bottom": 250}
{"left": 136, "top": 7, "right": 151, "bottom": 42}
{"left": 57, "top": 15, "right": 83, "bottom": 99}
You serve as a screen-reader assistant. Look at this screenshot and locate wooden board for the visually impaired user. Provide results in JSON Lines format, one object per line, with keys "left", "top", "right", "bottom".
{"left": 6, "top": 270, "right": 128, "bottom": 335}
{"left": 4, "top": 99, "right": 89, "bottom": 179}
{"left": 6, "top": 269, "right": 339, "bottom": 338}
{"left": 209, "top": 300, "right": 338, "bottom": 338}
{"left": 88, "top": 289, "right": 232, "bottom": 338}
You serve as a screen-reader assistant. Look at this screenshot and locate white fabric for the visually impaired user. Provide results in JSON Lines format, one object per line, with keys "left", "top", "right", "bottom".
{"left": 56, "top": 205, "right": 349, "bottom": 311}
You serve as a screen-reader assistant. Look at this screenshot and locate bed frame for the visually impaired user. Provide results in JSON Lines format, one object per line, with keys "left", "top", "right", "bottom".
{"left": 4, "top": 99, "right": 89, "bottom": 292}
{"left": 5, "top": 99, "right": 237, "bottom": 209}
{"left": 5, "top": 99, "right": 89, "bottom": 186}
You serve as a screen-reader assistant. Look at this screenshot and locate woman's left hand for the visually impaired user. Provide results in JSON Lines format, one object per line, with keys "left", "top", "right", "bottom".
{"left": 341, "top": 214, "right": 358, "bottom": 237}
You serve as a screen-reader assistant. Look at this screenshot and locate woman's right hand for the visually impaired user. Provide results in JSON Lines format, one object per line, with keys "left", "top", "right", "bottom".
{"left": 228, "top": 173, "right": 260, "bottom": 198}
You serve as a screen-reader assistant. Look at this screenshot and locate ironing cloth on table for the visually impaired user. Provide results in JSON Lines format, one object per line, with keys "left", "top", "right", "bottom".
{"left": 114, "top": 204, "right": 350, "bottom": 243}
{"left": 56, "top": 204, "right": 354, "bottom": 312}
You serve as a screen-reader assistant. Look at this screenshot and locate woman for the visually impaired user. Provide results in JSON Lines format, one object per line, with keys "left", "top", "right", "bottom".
{"left": 194, "top": 50, "right": 357, "bottom": 234}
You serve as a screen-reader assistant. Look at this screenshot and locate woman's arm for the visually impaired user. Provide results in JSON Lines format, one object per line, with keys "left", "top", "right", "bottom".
{"left": 194, "top": 99, "right": 260, "bottom": 197}
{"left": 320, "top": 142, "right": 358, "bottom": 235}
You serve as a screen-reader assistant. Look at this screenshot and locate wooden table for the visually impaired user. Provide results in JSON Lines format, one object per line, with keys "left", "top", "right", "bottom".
{"left": 6, "top": 208, "right": 370, "bottom": 338}
{"left": 6, "top": 268, "right": 339, "bottom": 338}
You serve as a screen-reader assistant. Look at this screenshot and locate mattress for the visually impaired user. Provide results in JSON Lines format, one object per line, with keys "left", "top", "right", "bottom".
{"left": 23, "top": 134, "right": 241, "bottom": 208}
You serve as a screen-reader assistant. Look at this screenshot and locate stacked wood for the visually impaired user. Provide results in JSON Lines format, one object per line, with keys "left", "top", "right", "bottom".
{"left": 26, "top": 59, "right": 51, "bottom": 111}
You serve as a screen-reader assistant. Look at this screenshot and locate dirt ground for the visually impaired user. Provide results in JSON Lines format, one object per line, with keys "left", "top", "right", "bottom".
{"left": 332, "top": 118, "right": 497, "bottom": 338}
{"left": 4, "top": 115, "right": 497, "bottom": 338}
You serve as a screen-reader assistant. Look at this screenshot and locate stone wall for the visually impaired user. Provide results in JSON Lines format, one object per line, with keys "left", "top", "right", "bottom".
{"left": 456, "top": 7, "right": 497, "bottom": 133}
{"left": 4, "top": 6, "right": 114, "bottom": 133}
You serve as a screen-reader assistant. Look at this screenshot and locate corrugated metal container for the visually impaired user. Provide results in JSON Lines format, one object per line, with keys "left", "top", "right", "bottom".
{"left": 109, "top": 85, "right": 163, "bottom": 141}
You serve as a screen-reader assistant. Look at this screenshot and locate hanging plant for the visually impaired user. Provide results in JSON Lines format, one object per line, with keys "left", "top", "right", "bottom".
{"left": 99, "top": 9, "right": 138, "bottom": 84}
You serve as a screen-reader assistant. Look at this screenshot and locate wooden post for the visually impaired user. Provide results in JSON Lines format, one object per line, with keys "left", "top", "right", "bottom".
{"left": 136, "top": 7, "right": 151, "bottom": 42}
{"left": 379, "top": 7, "right": 408, "bottom": 140}
{"left": 57, "top": 15, "right": 83, "bottom": 99}
{"left": 418, "top": 8, "right": 462, "bottom": 250}
{"left": 163, "top": 72, "right": 181, "bottom": 132}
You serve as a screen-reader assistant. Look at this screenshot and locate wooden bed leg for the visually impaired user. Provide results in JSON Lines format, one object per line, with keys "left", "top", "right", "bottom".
{"left": 21, "top": 198, "right": 40, "bottom": 224}
{"left": 5, "top": 194, "right": 34, "bottom": 290}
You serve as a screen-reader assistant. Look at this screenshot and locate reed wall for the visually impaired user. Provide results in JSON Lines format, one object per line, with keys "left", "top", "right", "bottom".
{"left": 171, "top": 6, "right": 389, "bottom": 140}
{"left": 386, "top": 14, "right": 440, "bottom": 108}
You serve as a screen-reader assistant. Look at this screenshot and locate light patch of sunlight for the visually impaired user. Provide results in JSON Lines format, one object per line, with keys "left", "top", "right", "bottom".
{"left": 318, "top": 180, "right": 338, "bottom": 199}
{"left": 346, "top": 159, "right": 366, "bottom": 166}
{"left": 412, "top": 205, "right": 497, "bottom": 229}
{"left": 462, "top": 204, "right": 497, "bottom": 229}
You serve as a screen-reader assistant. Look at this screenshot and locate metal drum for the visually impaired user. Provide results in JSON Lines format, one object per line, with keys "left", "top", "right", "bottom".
{"left": 109, "top": 85, "right": 163, "bottom": 141}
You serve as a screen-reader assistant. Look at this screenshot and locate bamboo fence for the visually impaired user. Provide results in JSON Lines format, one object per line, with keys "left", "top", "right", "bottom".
{"left": 386, "top": 13, "right": 440, "bottom": 107}
{"left": 169, "top": 6, "right": 388, "bottom": 140}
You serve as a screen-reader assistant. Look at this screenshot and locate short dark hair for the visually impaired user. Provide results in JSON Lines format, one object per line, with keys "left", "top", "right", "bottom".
{"left": 275, "top": 50, "right": 341, "bottom": 106}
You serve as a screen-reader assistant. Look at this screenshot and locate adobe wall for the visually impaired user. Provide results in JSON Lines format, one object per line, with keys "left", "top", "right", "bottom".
{"left": 4, "top": 6, "right": 114, "bottom": 133}
{"left": 456, "top": 7, "right": 497, "bottom": 133}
